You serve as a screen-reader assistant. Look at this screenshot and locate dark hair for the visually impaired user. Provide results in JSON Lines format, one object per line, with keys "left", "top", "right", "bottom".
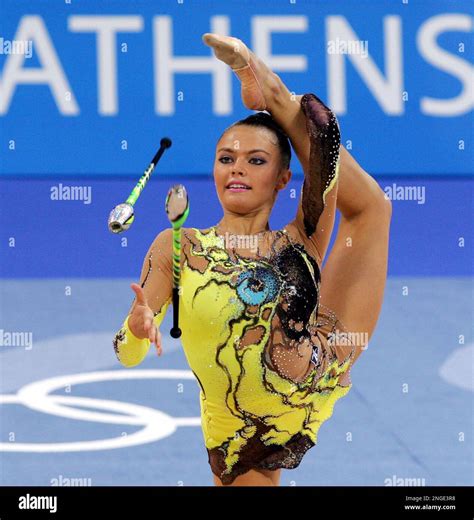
{"left": 221, "top": 112, "right": 291, "bottom": 170}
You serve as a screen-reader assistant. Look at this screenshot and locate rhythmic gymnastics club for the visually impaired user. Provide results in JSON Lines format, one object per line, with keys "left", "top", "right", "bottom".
{"left": 108, "top": 137, "right": 172, "bottom": 233}
{"left": 165, "top": 184, "right": 190, "bottom": 338}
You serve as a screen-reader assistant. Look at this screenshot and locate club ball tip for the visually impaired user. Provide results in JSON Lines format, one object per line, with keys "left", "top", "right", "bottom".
{"left": 161, "top": 137, "right": 172, "bottom": 149}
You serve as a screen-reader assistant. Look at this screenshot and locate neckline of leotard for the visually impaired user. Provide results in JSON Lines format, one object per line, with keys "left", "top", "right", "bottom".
{"left": 211, "top": 225, "right": 270, "bottom": 237}
{"left": 210, "top": 225, "right": 290, "bottom": 238}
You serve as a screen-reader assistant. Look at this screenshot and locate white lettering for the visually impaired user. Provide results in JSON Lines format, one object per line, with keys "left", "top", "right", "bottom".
{"left": 153, "top": 15, "right": 231, "bottom": 115}
{"left": 0, "top": 16, "right": 79, "bottom": 115}
{"left": 417, "top": 14, "right": 474, "bottom": 116}
{"left": 327, "top": 15, "right": 403, "bottom": 114}
{"left": 18, "top": 494, "right": 57, "bottom": 513}
{"left": 68, "top": 15, "right": 143, "bottom": 115}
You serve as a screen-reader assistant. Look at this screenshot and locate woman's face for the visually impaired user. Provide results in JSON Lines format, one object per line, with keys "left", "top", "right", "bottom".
{"left": 214, "top": 125, "right": 291, "bottom": 215}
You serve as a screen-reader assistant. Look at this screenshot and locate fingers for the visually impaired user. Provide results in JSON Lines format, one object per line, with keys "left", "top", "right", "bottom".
{"left": 155, "top": 329, "right": 163, "bottom": 357}
{"left": 148, "top": 325, "right": 163, "bottom": 357}
{"left": 143, "top": 315, "right": 153, "bottom": 334}
{"left": 130, "top": 283, "right": 148, "bottom": 306}
{"left": 129, "top": 282, "right": 163, "bottom": 356}
{"left": 148, "top": 321, "right": 156, "bottom": 343}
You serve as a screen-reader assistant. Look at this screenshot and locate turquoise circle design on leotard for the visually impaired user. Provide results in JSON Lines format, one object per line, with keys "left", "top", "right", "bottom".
{"left": 235, "top": 266, "right": 279, "bottom": 305}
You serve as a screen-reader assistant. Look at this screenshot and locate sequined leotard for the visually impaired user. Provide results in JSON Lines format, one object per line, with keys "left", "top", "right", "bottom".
{"left": 113, "top": 93, "right": 356, "bottom": 485}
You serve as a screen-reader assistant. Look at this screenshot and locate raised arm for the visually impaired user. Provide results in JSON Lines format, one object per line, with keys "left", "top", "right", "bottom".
{"left": 258, "top": 87, "right": 340, "bottom": 267}
{"left": 113, "top": 228, "right": 173, "bottom": 367}
{"left": 283, "top": 93, "right": 340, "bottom": 264}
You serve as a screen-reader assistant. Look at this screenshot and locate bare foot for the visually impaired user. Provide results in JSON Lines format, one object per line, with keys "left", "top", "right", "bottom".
{"left": 202, "top": 32, "right": 270, "bottom": 111}
{"left": 202, "top": 33, "right": 249, "bottom": 70}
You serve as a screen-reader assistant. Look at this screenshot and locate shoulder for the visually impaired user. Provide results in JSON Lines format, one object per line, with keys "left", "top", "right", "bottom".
{"left": 152, "top": 227, "right": 173, "bottom": 246}
{"left": 144, "top": 229, "right": 173, "bottom": 264}
{"left": 150, "top": 227, "right": 209, "bottom": 251}
{"left": 147, "top": 227, "right": 192, "bottom": 270}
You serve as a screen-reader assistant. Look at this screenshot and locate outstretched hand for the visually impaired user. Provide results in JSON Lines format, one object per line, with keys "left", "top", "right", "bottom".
{"left": 129, "top": 283, "right": 163, "bottom": 356}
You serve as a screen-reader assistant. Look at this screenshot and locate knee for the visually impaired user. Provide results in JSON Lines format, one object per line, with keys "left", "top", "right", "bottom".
{"left": 365, "top": 178, "right": 392, "bottom": 216}
{"left": 365, "top": 192, "right": 392, "bottom": 225}
{"left": 378, "top": 190, "right": 392, "bottom": 221}
{"left": 344, "top": 184, "right": 392, "bottom": 222}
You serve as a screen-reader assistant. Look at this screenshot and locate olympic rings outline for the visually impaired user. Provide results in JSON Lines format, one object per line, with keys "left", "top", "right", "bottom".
{"left": 0, "top": 369, "right": 201, "bottom": 452}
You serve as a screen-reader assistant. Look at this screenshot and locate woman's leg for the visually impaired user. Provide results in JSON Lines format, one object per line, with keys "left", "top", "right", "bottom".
{"left": 214, "top": 37, "right": 392, "bottom": 365}
{"left": 213, "top": 468, "right": 281, "bottom": 486}
{"left": 203, "top": 34, "right": 391, "bottom": 367}
{"left": 258, "top": 75, "right": 390, "bottom": 368}
{"left": 319, "top": 146, "right": 392, "bottom": 365}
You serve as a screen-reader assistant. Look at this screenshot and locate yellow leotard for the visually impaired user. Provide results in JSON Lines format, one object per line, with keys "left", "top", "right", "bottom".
{"left": 113, "top": 93, "right": 356, "bottom": 485}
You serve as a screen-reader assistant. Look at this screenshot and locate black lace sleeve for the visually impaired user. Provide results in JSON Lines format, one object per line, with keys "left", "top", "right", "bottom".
{"left": 298, "top": 93, "right": 341, "bottom": 238}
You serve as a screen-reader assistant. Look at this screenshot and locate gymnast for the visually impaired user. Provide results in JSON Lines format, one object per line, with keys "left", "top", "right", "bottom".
{"left": 113, "top": 33, "right": 392, "bottom": 486}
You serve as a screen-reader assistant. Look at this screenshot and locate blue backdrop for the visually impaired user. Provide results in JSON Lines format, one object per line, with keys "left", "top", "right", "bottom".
{"left": 1, "top": 0, "right": 473, "bottom": 176}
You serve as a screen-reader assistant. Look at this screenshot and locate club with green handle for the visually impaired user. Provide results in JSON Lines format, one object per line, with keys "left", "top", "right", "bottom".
{"left": 108, "top": 138, "right": 172, "bottom": 233}
{"left": 165, "top": 184, "right": 190, "bottom": 338}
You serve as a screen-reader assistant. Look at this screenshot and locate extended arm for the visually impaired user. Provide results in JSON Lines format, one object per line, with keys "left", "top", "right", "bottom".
{"left": 113, "top": 228, "right": 173, "bottom": 367}
{"left": 266, "top": 84, "right": 340, "bottom": 264}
